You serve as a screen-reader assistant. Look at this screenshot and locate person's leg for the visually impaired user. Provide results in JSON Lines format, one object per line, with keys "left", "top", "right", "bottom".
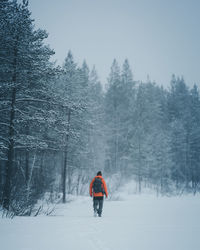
{"left": 93, "top": 197, "right": 98, "bottom": 216}
{"left": 98, "top": 197, "right": 104, "bottom": 217}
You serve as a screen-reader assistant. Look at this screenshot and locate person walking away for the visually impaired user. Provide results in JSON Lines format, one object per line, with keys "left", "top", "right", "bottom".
{"left": 89, "top": 171, "right": 108, "bottom": 217}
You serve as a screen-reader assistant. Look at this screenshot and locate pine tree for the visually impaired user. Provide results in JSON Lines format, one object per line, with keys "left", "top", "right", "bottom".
{"left": 104, "top": 59, "right": 121, "bottom": 173}
{"left": 57, "top": 51, "right": 78, "bottom": 202}
{"left": 189, "top": 85, "right": 200, "bottom": 193}
{"left": 88, "top": 66, "right": 105, "bottom": 173}
{"left": 168, "top": 76, "right": 191, "bottom": 190}
{"left": 104, "top": 59, "right": 135, "bottom": 174}
{"left": 0, "top": 0, "right": 55, "bottom": 211}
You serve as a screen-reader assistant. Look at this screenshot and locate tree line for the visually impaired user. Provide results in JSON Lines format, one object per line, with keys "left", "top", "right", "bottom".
{"left": 0, "top": 0, "right": 200, "bottom": 215}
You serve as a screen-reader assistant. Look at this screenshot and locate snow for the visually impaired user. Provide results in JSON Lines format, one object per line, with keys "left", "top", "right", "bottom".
{"left": 0, "top": 194, "right": 200, "bottom": 250}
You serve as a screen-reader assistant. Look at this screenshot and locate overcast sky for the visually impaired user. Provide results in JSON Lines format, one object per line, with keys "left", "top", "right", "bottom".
{"left": 29, "top": 0, "right": 200, "bottom": 87}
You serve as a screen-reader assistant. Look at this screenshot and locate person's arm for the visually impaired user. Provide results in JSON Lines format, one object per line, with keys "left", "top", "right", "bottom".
{"left": 89, "top": 178, "right": 95, "bottom": 197}
{"left": 102, "top": 179, "right": 108, "bottom": 198}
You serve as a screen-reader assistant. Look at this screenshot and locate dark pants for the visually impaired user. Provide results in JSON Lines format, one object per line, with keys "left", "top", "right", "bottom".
{"left": 93, "top": 196, "right": 104, "bottom": 216}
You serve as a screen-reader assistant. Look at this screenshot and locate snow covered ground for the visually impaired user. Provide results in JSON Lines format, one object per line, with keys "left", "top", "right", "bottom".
{"left": 0, "top": 193, "right": 200, "bottom": 250}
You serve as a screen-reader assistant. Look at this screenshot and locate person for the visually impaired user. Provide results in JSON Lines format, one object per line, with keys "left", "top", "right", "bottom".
{"left": 89, "top": 171, "right": 108, "bottom": 217}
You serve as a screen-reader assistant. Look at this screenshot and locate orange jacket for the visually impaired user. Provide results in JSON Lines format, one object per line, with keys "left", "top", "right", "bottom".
{"left": 90, "top": 176, "right": 108, "bottom": 198}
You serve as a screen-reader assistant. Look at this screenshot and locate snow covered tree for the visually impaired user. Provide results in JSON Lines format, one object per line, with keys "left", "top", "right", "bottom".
{"left": 0, "top": 0, "right": 55, "bottom": 212}
{"left": 187, "top": 85, "right": 200, "bottom": 193}
{"left": 167, "top": 76, "right": 191, "bottom": 190}
{"left": 55, "top": 52, "right": 97, "bottom": 201}
{"left": 104, "top": 59, "right": 122, "bottom": 173}
{"left": 87, "top": 66, "right": 105, "bottom": 173}
{"left": 104, "top": 59, "right": 135, "bottom": 174}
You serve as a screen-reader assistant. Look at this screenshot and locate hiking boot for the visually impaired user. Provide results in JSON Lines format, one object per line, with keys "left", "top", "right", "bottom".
{"left": 94, "top": 211, "right": 97, "bottom": 217}
{"left": 98, "top": 213, "right": 102, "bottom": 217}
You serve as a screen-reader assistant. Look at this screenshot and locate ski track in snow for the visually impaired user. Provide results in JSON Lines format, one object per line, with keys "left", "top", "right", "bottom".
{"left": 0, "top": 194, "right": 200, "bottom": 250}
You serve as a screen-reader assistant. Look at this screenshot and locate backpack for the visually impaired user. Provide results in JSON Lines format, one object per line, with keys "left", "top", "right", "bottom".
{"left": 93, "top": 177, "right": 103, "bottom": 193}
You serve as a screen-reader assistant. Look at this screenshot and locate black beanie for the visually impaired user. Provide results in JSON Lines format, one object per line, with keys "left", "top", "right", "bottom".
{"left": 97, "top": 171, "right": 102, "bottom": 176}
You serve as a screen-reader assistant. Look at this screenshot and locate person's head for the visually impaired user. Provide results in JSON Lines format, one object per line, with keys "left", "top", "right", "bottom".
{"left": 97, "top": 171, "right": 102, "bottom": 176}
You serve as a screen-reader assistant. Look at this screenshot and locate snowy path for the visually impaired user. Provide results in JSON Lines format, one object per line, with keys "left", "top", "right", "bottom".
{"left": 1, "top": 195, "right": 200, "bottom": 250}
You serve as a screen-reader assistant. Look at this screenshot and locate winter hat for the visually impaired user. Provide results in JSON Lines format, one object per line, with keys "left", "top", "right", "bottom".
{"left": 97, "top": 171, "right": 102, "bottom": 176}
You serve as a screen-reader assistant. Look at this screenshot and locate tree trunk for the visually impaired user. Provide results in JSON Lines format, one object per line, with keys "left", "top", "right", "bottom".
{"left": 3, "top": 42, "right": 18, "bottom": 210}
{"left": 3, "top": 87, "right": 16, "bottom": 210}
{"left": 138, "top": 136, "right": 142, "bottom": 194}
{"left": 25, "top": 124, "right": 30, "bottom": 184}
{"left": 62, "top": 108, "right": 71, "bottom": 203}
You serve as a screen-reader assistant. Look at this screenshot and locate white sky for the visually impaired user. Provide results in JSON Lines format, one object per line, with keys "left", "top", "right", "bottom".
{"left": 29, "top": 0, "right": 200, "bottom": 87}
